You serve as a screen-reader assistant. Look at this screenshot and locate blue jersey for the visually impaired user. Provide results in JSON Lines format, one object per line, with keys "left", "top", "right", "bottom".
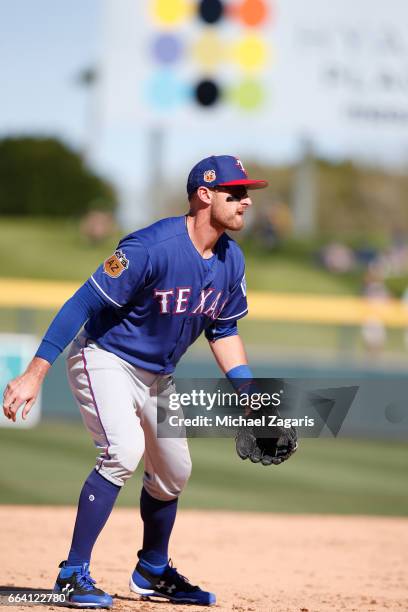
{"left": 84, "top": 216, "right": 248, "bottom": 374}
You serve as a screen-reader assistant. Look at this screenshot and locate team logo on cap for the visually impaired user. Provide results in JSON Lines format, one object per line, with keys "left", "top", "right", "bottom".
{"left": 103, "top": 249, "right": 129, "bottom": 278}
{"left": 203, "top": 170, "right": 216, "bottom": 182}
{"left": 236, "top": 158, "right": 248, "bottom": 176}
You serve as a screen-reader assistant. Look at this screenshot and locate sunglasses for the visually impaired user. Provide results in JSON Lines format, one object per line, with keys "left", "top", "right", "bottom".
{"left": 210, "top": 187, "right": 250, "bottom": 202}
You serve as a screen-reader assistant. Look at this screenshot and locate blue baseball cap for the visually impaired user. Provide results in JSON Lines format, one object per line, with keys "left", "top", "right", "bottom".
{"left": 187, "top": 155, "right": 268, "bottom": 198}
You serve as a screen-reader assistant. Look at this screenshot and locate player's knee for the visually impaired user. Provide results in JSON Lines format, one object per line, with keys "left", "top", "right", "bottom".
{"left": 171, "top": 456, "right": 192, "bottom": 495}
{"left": 117, "top": 444, "right": 140, "bottom": 474}
{"left": 145, "top": 455, "right": 192, "bottom": 500}
{"left": 100, "top": 444, "right": 141, "bottom": 485}
{"left": 179, "top": 455, "right": 192, "bottom": 489}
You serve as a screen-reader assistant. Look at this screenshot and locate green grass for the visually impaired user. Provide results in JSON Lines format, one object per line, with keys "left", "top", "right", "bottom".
{"left": 0, "top": 217, "right": 362, "bottom": 294}
{"left": 0, "top": 421, "right": 406, "bottom": 515}
{"left": 245, "top": 253, "right": 361, "bottom": 294}
{"left": 0, "top": 217, "right": 122, "bottom": 282}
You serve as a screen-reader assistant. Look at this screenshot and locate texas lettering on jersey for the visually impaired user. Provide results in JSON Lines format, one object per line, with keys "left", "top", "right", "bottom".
{"left": 154, "top": 288, "right": 227, "bottom": 319}
{"left": 85, "top": 216, "right": 248, "bottom": 373}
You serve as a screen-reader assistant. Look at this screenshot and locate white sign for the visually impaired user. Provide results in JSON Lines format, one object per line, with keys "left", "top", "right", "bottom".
{"left": 101, "top": 0, "right": 408, "bottom": 139}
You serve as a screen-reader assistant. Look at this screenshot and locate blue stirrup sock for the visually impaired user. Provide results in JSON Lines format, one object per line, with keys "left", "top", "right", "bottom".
{"left": 139, "top": 487, "right": 178, "bottom": 568}
{"left": 66, "top": 469, "right": 121, "bottom": 567}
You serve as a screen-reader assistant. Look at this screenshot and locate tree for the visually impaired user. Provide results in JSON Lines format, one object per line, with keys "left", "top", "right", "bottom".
{"left": 0, "top": 137, "right": 116, "bottom": 216}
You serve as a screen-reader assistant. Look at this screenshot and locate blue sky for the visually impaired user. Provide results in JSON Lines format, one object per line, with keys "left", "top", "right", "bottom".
{"left": 0, "top": 0, "right": 100, "bottom": 150}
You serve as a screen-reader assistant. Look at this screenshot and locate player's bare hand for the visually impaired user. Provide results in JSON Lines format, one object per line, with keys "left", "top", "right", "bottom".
{"left": 3, "top": 373, "right": 39, "bottom": 421}
{"left": 2, "top": 357, "right": 51, "bottom": 422}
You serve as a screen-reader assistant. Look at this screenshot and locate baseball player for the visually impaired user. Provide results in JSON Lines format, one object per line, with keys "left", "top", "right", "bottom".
{"left": 3, "top": 155, "right": 297, "bottom": 607}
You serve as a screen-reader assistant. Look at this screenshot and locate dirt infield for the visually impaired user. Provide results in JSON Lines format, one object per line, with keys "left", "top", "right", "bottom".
{"left": 0, "top": 507, "right": 407, "bottom": 612}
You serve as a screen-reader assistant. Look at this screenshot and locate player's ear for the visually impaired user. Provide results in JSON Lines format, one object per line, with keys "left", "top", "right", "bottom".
{"left": 196, "top": 186, "right": 213, "bottom": 206}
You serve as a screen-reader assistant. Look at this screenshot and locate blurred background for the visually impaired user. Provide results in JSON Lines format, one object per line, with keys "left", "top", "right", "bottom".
{"left": 0, "top": 0, "right": 407, "bottom": 515}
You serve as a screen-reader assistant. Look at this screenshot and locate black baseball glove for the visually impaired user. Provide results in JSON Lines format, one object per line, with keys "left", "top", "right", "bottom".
{"left": 235, "top": 411, "right": 298, "bottom": 466}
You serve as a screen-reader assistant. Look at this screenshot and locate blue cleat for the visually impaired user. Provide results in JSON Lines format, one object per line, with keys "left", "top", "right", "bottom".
{"left": 54, "top": 561, "right": 113, "bottom": 608}
{"left": 129, "top": 553, "right": 216, "bottom": 606}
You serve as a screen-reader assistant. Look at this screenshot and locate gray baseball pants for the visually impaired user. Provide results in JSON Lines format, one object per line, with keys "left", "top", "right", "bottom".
{"left": 66, "top": 332, "right": 192, "bottom": 500}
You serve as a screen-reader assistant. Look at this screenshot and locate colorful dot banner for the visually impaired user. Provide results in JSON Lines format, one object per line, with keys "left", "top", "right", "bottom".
{"left": 232, "top": 0, "right": 270, "bottom": 27}
{"left": 150, "top": 0, "right": 192, "bottom": 26}
{"left": 145, "top": 0, "right": 274, "bottom": 112}
{"left": 102, "top": 0, "right": 408, "bottom": 156}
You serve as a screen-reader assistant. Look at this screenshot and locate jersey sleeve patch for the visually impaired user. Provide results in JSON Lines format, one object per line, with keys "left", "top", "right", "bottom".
{"left": 103, "top": 249, "right": 129, "bottom": 278}
{"left": 89, "top": 237, "right": 150, "bottom": 308}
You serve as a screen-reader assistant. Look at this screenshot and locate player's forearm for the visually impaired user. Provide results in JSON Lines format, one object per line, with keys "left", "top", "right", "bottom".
{"left": 35, "top": 281, "right": 106, "bottom": 365}
{"left": 209, "top": 334, "right": 248, "bottom": 374}
{"left": 25, "top": 356, "right": 52, "bottom": 381}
